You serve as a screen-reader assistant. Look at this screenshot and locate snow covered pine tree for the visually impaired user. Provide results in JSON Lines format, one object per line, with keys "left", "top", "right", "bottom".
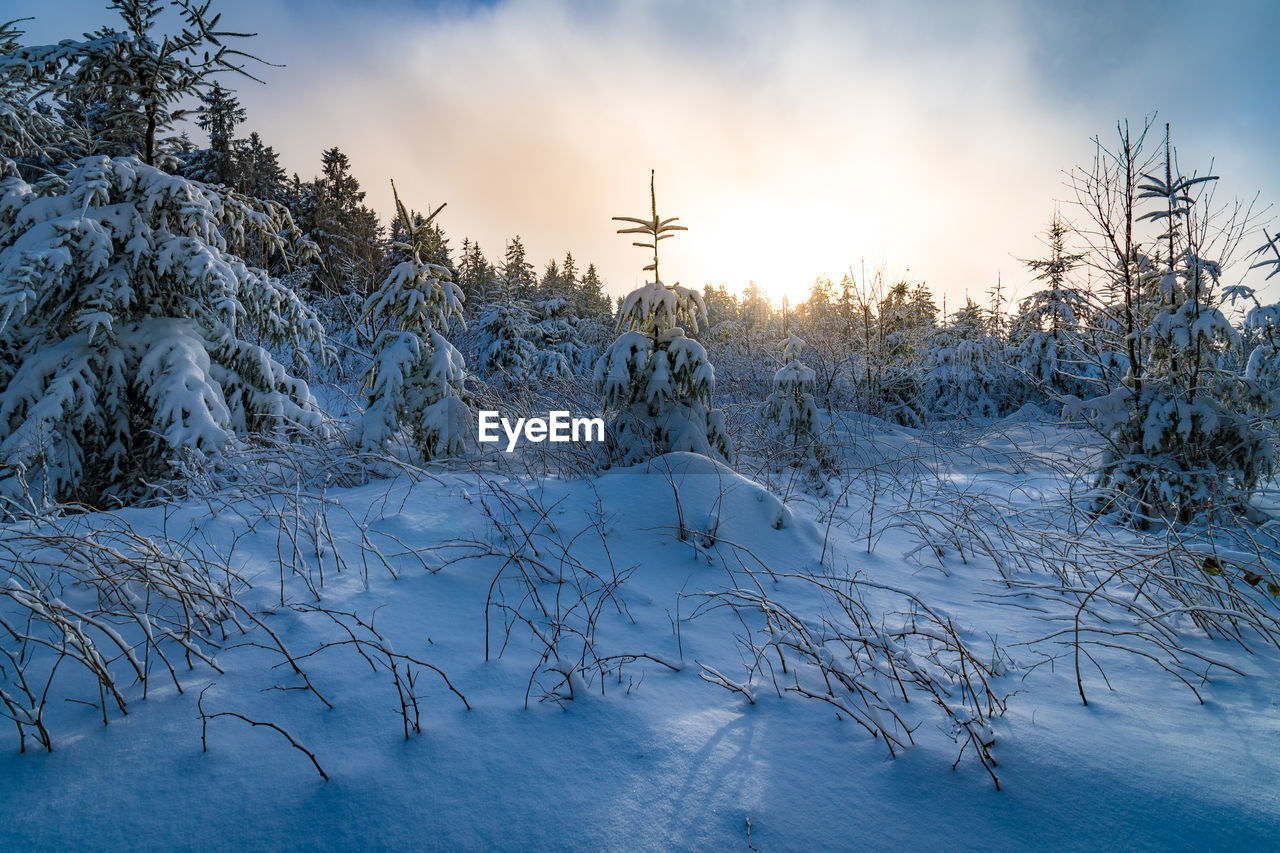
{"left": 924, "top": 298, "right": 1012, "bottom": 419}
{"left": 762, "top": 334, "right": 837, "bottom": 482}
{"left": 0, "top": 156, "right": 327, "bottom": 508}
{"left": 475, "top": 236, "right": 537, "bottom": 386}
{"left": 357, "top": 183, "right": 471, "bottom": 459}
{"left": 528, "top": 294, "right": 582, "bottom": 383}
{"left": 476, "top": 298, "right": 535, "bottom": 386}
{"left": 594, "top": 172, "right": 731, "bottom": 465}
{"left": 1068, "top": 126, "right": 1272, "bottom": 523}
{"left": 1014, "top": 211, "right": 1090, "bottom": 405}
{"left": 0, "top": 1, "right": 331, "bottom": 509}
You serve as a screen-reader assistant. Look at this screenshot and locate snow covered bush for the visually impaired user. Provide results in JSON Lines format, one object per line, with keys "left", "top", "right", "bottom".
{"left": 595, "top": 280, "right": 732, "bottom": 465}
{"left": 924, "top": 299, "right": 1015, "bottom": 419}
{"left": 357, "top": 186, "right": 471, "bottom": 459}
{"left": 594, "top": 173, "right": 731, "bottom": 465}
{"left": 476, "top": 297, "right": 535, "bottom": 385}
{"left": 0, "top": 155, "right": 325, "bottom": 508}
{"left": 762, "top": 335, "right": 836, "bottom": 479}
{"left": 1067, "top": 132, "right": 1272, "bottom": 523}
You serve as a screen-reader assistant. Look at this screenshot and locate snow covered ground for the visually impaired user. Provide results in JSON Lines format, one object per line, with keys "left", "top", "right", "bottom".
{"left": 2, "top": 414, "right": 1279, "bottom": 851}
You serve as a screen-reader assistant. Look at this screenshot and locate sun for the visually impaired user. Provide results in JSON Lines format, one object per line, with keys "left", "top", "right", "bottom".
{"left": 674, "top": 195, "right": 880, "bottom": 308}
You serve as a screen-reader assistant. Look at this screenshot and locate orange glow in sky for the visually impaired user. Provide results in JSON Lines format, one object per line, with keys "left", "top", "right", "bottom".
{"left": 20, "top": 0, "right": 1280, "bottom": 309}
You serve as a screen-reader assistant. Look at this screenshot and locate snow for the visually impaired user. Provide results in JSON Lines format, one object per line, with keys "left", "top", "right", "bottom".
{"left": 3, "top": 416, "right": 1279, "bottom": 850}
{"left": 0, "top": 155, "right": 326, "bottom": 505}
{"left": 596, "top": 280, "right": 731, "bottom": 464}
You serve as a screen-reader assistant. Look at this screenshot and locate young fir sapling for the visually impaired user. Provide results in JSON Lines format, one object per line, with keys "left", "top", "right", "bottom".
{"left": 357, "top": 182, "right": 472, "bottom": 459}
{"left": 762, "top": 334, "right": 837, "bottom": 481}
{"left": 593, "top": 171, "right": 732, "bottom": 465}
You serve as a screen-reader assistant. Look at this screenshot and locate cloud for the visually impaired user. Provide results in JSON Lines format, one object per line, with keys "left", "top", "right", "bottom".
{"left": 15, "top": 0, "right": 1280, "bottom": 305}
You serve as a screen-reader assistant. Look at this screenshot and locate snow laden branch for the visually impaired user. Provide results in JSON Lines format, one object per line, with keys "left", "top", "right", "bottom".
{"left": 0, "top": 155, "right": 327, "bottom": 508}
{"left": 357, "top": 181, "right": 472, "bottom": 460}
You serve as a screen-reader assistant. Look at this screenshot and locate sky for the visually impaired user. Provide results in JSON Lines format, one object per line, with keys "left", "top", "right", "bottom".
{"left": 13, "top": 0, "right": 1280, "bottom": 308}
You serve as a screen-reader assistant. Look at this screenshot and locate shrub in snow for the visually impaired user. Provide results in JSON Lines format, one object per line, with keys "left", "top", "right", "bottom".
{"left": 762, "top": 335, "right": 837, "bottom": 478}
{"left": 357, "top": 186, "right": 471, "bottom": 459}
{"left": 0, "top": 155, "right": 326, "bottom": 508}
{"left": 1067, "top": 137, "right": 1272, "bottom": 523}
{"left": 594, "top": 172, "right": 730, "bottom": 464}
{"left": 595, "top": 280, "right": 732, "bottom": 464}
{"left": 476, "top": 297, "right": 536, "bottom": 385}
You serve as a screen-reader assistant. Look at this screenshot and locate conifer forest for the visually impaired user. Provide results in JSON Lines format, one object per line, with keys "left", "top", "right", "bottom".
{"left": 1, "top": 2, "right": 1279, "bottom": 850}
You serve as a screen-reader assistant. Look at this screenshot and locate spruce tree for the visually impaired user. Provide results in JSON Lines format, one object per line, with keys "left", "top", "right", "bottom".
{"left": 925, "top": 298, "right": 1012, "bottom": 419}
{"left": 873, "top": 280, "right": 929, "bottom": 427}
{"left": 1014, "top": 212, "right": 1089, "bottom": 402}
{"left": 578, "top": 263, "right": 609, "bottom": 318}
{"left": 560, "top": 251, "right": 579, "bottom": 299}
{"left": 501, "top": 236, "right": 536, "bottom": 301}
{"left": 187, "top": 80, "right": 245, "bottom": 186}
{"left": 304, "top": 147, "right": 382, "bottom": 296}
{"left": 528, "top": 295, "right": 581, "bottom": 382}
{"left": 358, "top": 184, "right": 470, "bottom": 459}
{"left": 594, "top": 172, "right": 731, "bottom": 464}
{"left": 762, "top": 334, "right": 836, "bottom": 480}
{"left": 475, "top": 236, "right": 538, "bottom": 384}
{"left": 0, "top": 155, "right": 326, "bottom": 508}
{"left": 540, "top": 258, "right": 561, "bottom": 300}
{"left": 477, "top": 298, "right": 535, "bottom": 384}
{"left": 234, "top": 132, "right": 285, "bottom": 202}
{"left": 457, "top": 238, "right": 496, "bottom": 311}
{"left": 3, "top": 0, "right": 265, "bottom": 167}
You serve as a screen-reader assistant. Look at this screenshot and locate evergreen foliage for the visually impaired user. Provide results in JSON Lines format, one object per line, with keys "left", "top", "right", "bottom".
{"left": 1013, "top": 212, "right": 1091, "bottom": 403}
{"left": 594, "top": 172, "right": 731, "bottom": 464}
{"left": 185, "top": 81, "right": 244, "bottom": 186}
{"left": 925, "top": 298, "right": 1013, "bottom": 419}
{"left": 0, "top": 155, "right": 325, "bottom": 507}
{"left": 1, "top": 0, "right": 266, "bottom": 167}
{"left": 762, "top": 334, "right": 836, "bottom": 480}
{"left": 357, "top": 184, "right": 470, "bottom": 459}
{"left": 302, "top": 147, "right": 382, "bottom": 296}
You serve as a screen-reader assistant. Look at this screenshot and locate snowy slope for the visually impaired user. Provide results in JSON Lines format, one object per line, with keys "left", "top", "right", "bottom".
{"left": 2, "top": 422, "right": 1279, "bottom": 852}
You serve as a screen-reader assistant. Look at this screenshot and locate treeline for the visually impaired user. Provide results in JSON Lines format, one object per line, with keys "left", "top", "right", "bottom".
{"left": 174, "top": 83, "right": 621, "bottom": 384}
{"left": 2, "top": 8, "right": 616, "bottom": 385}
{"left": 4, "top": 2, "right": 1280, "bottom": 527}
